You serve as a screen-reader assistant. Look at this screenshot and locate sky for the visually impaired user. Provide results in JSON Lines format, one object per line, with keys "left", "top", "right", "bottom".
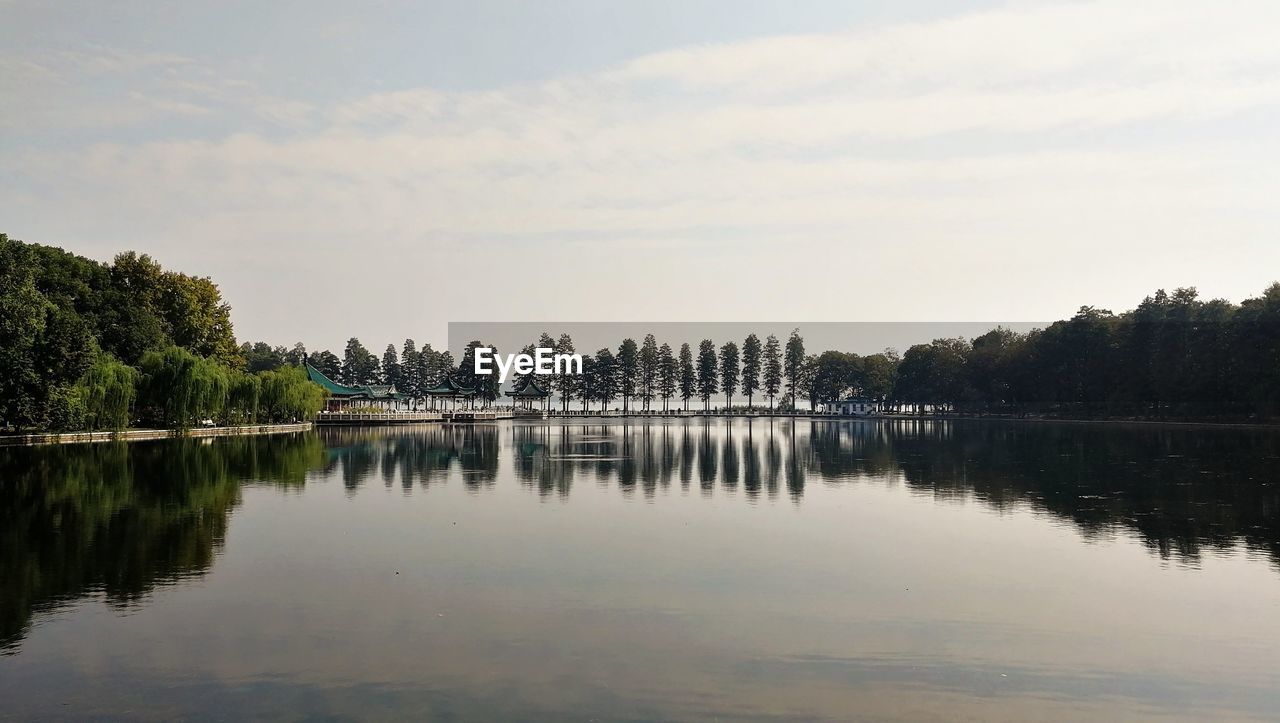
{"left": 4, "top": 0, "right": 1280, "bottom": 353}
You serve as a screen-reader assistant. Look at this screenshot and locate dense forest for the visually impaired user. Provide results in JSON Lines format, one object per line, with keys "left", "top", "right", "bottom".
{"left": 4, "top": 233, "right": 1280, "bottom": 430}
{"left": 0, "top": 234, "right": 322, "bottom": 432}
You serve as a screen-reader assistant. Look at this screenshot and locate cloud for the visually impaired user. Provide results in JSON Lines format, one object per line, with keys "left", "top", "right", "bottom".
{"left": 5, "top": 0, "right": 1280, "bottom": 346}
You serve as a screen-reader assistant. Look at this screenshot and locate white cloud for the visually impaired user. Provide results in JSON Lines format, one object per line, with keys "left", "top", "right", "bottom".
{"left": 5, "top": 0, "right": 1280, "bottom": 346}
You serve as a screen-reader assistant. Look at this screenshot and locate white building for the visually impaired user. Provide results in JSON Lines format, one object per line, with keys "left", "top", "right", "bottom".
{"left": 820, "top": 398, "right": 881, "bottom": 416}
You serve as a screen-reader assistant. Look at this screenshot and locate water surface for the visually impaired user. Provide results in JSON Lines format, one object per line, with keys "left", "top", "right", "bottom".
{"left": 3, "top": 419, "right": 1279, "bottom": 720}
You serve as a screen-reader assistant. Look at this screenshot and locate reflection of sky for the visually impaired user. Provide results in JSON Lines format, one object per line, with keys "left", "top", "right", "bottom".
{"left": 4, "top": 420, "right": 1280, "bottom": 720}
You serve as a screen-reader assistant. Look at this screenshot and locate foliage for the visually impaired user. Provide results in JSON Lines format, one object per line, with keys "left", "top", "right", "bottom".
{"left": 784, "top": 328, "right": 806, "bottom": 407}
{"left": 741, "top": 334, "right": 762, "bottom": 407}
{"left": 0, "top": 235, "right": 243, "bottom": 430}
{"left": 678, "top": 343, "right": 696, "bottom": 410}
{"left": 258, "top": 366, "right": 326, "bottom": 422}
{"left": 342, "top": 337, "right": 379, "bottom": 386}
{"left": 657, "top": 342, "right": 677, "bottom": 412}
{"left": 719, "top": 341, "right": 739, "bottom": 408}
{"left": 137, "top": 347, "right": 232, "bottom": 429}
{"left": 639, "top": 334, "right": 659, "bottom": 410}
{"left": 76, "top": 355, "right": 139, "bottom": 431}
{"left": 763, "top": 334, "right": 782, "bottom": 408}
{"left": 696, "top": 339, "right": 718, "bottom": 410}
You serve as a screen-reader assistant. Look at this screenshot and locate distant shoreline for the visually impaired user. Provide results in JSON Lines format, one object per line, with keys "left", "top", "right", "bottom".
{"left": 538, "top": 411, "right": 1280, "bottom": 431}
{"left": 0, "top": 422, "right": 313, "bottom": 447}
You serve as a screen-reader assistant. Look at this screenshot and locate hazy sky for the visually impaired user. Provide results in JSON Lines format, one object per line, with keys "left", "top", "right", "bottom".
{"left": 4, "top": 0, "right": 1279, "bottom": 353}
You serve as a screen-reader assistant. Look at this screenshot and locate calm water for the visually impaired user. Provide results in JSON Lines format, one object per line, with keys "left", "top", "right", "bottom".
{"left": 3, "top": 419, "right": 1280, "bottom": 721}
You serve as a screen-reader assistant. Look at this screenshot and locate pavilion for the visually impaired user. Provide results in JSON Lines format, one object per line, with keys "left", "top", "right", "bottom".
{"left": 505, "top": 377, "right": 551, "bottom": 412}
{"left": 422, "top": 376, "right": 477, "bottom": 410}
{"left": 305, "top": 361, "right": 409, "bottom": 412}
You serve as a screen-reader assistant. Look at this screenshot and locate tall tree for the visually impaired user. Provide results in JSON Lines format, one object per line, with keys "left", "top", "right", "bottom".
{"left": 678, "top": 343, "right": 696, "bottom": 412}
{"left": 242, "top": 341, "right": 285, "bottom": 373}
{"left": 696, "top": 339, "right": 719, "bottom": 411}
{"left": 763, "top": 334, "right": 782, "bottom": 409}
{"left": 381, "top": 344, "right": 401, "bottom": 388}
{"left": 719, "top": 341, "right": 740, "bottom": 409}
{"left": 784, "top": 328, "right": 806, "bottom": 409}
{"left": 638, "top": 334, "right": 659, "bottom": 411}
{"left": 617, "top": 338, "right": 638, "bottom": 412}
{"left": 0, "top": 236, "right": 52, "bottom": 429}
{"left": 555, "top": 333, "right": 577, "bottom": 411}
{"left": 594, "top": 348, "right": 619, "bottom": 410}
{"left": 285, "top": 342, "right": 307, "bottom": 366}
{"left": 741, "top": 333, "right": 762, "bottom": 408}
{"left": 342, "top": 337, "right": 377, "bottom": 385}
{"left": 400, "top": 339, "right": 420, "bottom": 397}
{"left": 310, "top": 350, "right": 342, "bottom": 381}
{"left": 657, "top": 342, "right": 677, "bottom": 412}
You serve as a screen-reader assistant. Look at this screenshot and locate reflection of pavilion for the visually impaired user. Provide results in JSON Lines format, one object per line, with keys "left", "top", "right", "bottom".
{"left": 505, "top": 377, "right": 551, "bottom": 414}
{"left": 423, "top": 376, "right": 477, "bottom": 410}
{"left": 306, "top": 362, "right": 409, "bottom": 412}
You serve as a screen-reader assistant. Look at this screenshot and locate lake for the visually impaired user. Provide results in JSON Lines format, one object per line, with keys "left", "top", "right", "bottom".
{"left": 2, "top": 419, "right": 1279, "bottom": 721}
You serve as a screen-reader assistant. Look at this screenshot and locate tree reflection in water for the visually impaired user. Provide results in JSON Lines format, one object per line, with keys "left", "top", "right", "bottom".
{"left": 0, "top": 434, "right": 326, "bottom": 652}
{"left": 3, "top": 418, "right": 1279, "bottom": 654}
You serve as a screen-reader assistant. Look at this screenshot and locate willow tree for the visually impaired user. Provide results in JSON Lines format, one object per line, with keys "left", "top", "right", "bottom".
{"left": 138, "top": 346, "right": 230, "bottom": 429}
{"left": 78, "top": 354, "right": 139, "bottom": 431}
{"left": 226, "top": 371, "right": 262, "bottom": 424}
{"left": 259, "top": 366, "right": 326, "bottom": 422}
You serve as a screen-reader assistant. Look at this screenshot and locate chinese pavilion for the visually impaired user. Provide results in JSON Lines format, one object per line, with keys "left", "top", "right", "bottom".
{"left": 305, "top": 361, "right": 409, "bottom": 412}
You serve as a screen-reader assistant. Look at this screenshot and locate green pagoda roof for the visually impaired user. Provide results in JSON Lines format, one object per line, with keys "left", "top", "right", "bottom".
{"left": 423, "top": 376, "right": 476, "bottom": 395}
{"left": 305, "top": 362, "right": 406, "bottom": 399}
{"left": 505, "top": 378, "right": 550, "bottom": 397}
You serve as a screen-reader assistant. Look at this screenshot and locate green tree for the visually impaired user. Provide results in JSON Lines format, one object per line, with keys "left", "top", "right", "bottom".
{"left": 226, "top": 370, "right": 261, "bottom": 424}
{"left": 555, "top": 333, "right": 577, "bottom": 411}
{"left": 137, "top": 346, "right": 231, "bottom": 429}
{"left": 258, "top": 365, "right": 326, "bottom": 422}
{"left": 159, "top": 272, "right": 241, "bottom": 368}
{"left": 860, "top": 351, "right": 898, "bottom": 403}
{"left": 100, "top": 251, "right": 168, "bottom": 364}
{"left": 741, "top": 333, "right": 762, "bottom": 408}
{"left": 400, "top": 339, "right": 420, "bottom": 396}
{"left": 594, "top": 348, "right": 619, "bottom": 410}
{"left": 657, "top": 342, "right": 677, "bottom": 412}
{"left": 76, "top": 354, "right": 139, "bottom": 431}
{"left": 342, "top": 338, "right": 377, "bottom": 385}
{"left": 638, "top": 334, "right": 659, "bottom": 411}
{"left": 784, "top": 328, "right": 806, "bottom": 408}
{"left": 763, "top": 334, "right": 782, "bottom": 409}
{"left": 617, "top": 338, "right": 638, "bottom": 412}
{"left": 678, "top": 343, "right": 696, "bottom": 411}
{"left": 242, "top": 341, "right": 286, "bottom": 373}
{"left": 719, "top": 341, "right": 740, "bottom": 409}
{"left": 811, "top": 350, "right": 861, "bottom": 404}
{"left": 310, "top": 350, "right": 342, "bottom": 380}
{"left": 381, "top": 344, "right": 401, "bottom": 388}
{"left": 696, "top": 339, "right": 719, "bottom": 411}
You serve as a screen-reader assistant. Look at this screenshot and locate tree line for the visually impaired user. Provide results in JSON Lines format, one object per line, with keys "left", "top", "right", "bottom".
{"left": 0, "top": 235, "right": 322, "bottom": 431}
{"left": 6, "top": 233, "right": 1280, "bottom": 429}
{"left": 241, "top": 281, "right": 1280, "bottom": 421}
